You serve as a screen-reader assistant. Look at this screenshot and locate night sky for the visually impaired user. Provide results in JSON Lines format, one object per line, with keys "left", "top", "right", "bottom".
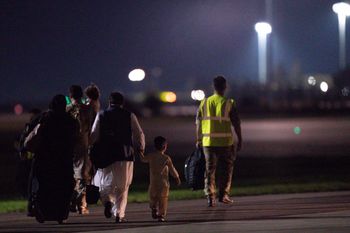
{"left": 1, "top": 0, "right": 348, "bottom": 104}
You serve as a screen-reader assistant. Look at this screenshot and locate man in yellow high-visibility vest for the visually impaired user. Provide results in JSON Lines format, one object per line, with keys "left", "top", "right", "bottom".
{"left": 196, "top": 76, "right": 242, "bottom": 207}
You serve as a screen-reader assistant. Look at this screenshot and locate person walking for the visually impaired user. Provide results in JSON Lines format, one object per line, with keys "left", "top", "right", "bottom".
{"left": 85, "top": 83, "right": 101, "bottom": 120}
{"left": 25, "top": 94, "right": 79, "bottom": 223}
{"left": 196, "top": 76, "right": 242, "bottom": 207}
{"left": 140, "top": 136, "right": 181, "bottom": 222}
{"left": 67, "top": 85, "right": 94, "bottom": 214}
{"left": 90, "top": 92, "right": 145, "bottom": 223}
{"left": 84, "top": 84, "right": 105, "bottom": 189}
{"left": 14, "top": 108, "right": 41, "bottom": 199}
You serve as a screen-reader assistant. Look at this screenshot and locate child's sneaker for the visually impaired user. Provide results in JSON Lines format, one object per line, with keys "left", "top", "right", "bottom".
{"left": 158, "top": 216, "right": 165, "bottom": 222}
{"left": 79, "top": 207, "right": 90, "bottom": 215}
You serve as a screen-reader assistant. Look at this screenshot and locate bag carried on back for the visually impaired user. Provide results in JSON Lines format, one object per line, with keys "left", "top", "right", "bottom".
{"left": 184, "top": 147, "right": 206, "bottom": 190}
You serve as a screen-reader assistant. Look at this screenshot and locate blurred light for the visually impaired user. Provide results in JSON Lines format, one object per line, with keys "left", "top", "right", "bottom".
{"left": 65, "top": 96, "right": 71, "bottom": 105}
{"left": 160, "top": 91, "right": 177, "bottom": 103}
{"left": 14, "top": 104, "right": 23, "bottom": 115}
{"left": 333, "top": 2, "right": 350, "bottom": 69}
{"left": 342, "top": 86, "right": 350, "bottom": 96}
{"left": 320, "top": 82, "right": 329, "bottom": 92}
{"left": 307, "top": 76, "right": 316, "bottom": 86}
{"left": 191, "top": 90, "right": 205, "bottom": 101}
{"left": 255, "top": 22, "right": 272, "bottom": 85}
{"left": 271, "top": 82, "right": 279, "bottom": 91}
{"left": 333, "top": 2, "right": 350, "bottom": 16}
{"left": 151, "top": 67, "right": 162, "bottom": 78}
{"left": 82, "top": 97, "right": 88, "bottom": 104}
{"left": 293, "top": 126, "right": 301, "bottom": 135}
{"left": 255, "top": 22, "right": 272, "bottom": 35}
{"left": 128, "top": 69, "right": 145, "bottom": 82}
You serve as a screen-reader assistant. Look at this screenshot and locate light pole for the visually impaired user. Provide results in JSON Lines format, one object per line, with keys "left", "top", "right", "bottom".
{"left": 333, "top": 2, "right": 350, "bottom": 69}
{"left": 255, "top": 22, "right": 272, "bottom": 85}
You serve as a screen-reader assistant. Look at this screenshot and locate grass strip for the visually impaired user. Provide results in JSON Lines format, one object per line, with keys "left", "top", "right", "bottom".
{"left": 1, "top": 181, "right": 350, "bottom": 214}
{"left": 130, "top": 181, "right": 350, "bottom": 202}
{"left": 0, "top": 200, "right": 27, "bottom": 214}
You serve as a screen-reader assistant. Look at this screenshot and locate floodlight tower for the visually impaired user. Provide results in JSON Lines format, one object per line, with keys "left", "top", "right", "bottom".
{"left": 333, "top": 2, "right": 350, "bottom": 69}
{"left": 255, "top": 22, "right": 272, "bottom": 85}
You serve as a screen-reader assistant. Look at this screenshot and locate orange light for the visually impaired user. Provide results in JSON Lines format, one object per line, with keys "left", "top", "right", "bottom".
{"left": 160, "top": 91, "right": 177, "bottom": 103}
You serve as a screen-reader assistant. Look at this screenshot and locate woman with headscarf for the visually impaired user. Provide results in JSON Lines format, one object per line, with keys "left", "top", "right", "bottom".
{"left": 25, "top": 94, "right": 79, "bottom": 223}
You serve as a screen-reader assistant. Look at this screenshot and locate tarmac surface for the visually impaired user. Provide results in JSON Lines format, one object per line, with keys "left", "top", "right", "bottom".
{"left": 1, "top": 191, "right": 350, "bottom": 233}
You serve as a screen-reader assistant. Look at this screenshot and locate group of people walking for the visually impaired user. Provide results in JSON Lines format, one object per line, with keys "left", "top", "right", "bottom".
{"left": 19, "top": 75, "right": 242, "bottom": 224}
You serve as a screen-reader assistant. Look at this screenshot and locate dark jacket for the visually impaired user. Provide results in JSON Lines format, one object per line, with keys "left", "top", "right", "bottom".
{"left": 29, "top": 110, "right": 79, "bottom": 221}
{"left": 99, "top": 106, "right": 134, "bottom": 161}
{"left": 34, "top": 110, "right": 79, "bottom": 180}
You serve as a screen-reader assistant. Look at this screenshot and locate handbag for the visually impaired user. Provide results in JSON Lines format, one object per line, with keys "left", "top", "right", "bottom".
{"left": 184, "top": 147, "right": 206, "bottom": 190}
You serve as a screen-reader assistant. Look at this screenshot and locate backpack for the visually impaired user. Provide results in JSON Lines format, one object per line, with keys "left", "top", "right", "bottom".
{"left": 18, "top": 114, "right": 43, "bottom": 159}
{"left": 67, "top": 103, "right": 92, "bottom": 135}
{"left": 184, "top": 147, "right": 206, "bottom": 190}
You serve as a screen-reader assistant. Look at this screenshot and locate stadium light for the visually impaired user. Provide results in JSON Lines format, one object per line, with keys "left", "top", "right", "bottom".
{"left": 333, "top": 2, "right": 350, "bottom": 69}
{"left": 255, "top": 22, "right": 272, "bottom": 85}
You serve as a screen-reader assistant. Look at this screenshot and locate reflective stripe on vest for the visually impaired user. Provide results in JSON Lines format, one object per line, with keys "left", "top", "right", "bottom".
{"left": 200, "top": 95, "right": 234, "bottom": 147}
{"left": 202, "top": 133, "right": 232, "bottom": 138}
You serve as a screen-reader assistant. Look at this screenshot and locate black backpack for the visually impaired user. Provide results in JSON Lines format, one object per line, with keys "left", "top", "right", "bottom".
{"left": 184, "top": 147, "right": 206, "bottom": 190}
{"left": 18, "top": 114, "right": 43, "bottom": 158}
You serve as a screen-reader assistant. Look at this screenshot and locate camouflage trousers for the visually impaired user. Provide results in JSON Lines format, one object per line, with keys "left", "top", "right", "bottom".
{"left": 203, "top": 146, "right": 236, "bottom": 198}
{"left": 70, "top": 178, "right": 88, "bottom": 214}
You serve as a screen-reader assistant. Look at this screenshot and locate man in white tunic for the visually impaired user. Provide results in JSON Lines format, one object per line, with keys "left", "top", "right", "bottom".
{"left": 90, "top": 92, "right": 145, "bottom": 223}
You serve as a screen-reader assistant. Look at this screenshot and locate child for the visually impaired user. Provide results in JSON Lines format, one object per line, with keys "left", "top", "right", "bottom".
{"left": 140, "top": 136, "right": 181, "bottom": 222}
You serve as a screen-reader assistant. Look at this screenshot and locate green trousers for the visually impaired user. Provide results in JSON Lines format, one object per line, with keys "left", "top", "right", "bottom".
{"left": 203, "top": 146, "right": 236, "bottom": 198}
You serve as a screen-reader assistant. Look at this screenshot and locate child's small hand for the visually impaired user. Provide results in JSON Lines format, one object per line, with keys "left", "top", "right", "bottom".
{"left": 138, "top": 148, "right": 145, "bottom": 155}
{"left": 176, "top": 177, "right": 181, "bottom": 186}
{"left": 138, "top": 149, "right": 145, "bottom": 157}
